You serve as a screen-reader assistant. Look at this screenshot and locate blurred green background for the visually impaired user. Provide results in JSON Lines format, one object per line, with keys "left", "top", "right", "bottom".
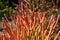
{"left": 0, "top": 0, "right": 60, "bottom": 21}
{"left": 0, "top": 0, "right": 13, "bottom": 21}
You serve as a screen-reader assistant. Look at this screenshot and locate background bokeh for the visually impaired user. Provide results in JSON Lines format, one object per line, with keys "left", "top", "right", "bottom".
{"left": 0, "top": 0, "right": 60, "bottom": 21}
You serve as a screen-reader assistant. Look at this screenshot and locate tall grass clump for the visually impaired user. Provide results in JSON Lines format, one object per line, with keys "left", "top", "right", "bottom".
{"left": 0, "top": 0, "right": 60, "bottom": 40}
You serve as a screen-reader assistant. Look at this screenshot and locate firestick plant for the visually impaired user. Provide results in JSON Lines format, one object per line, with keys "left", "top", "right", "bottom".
{"left": 0, "top": 1, "right": 60, "bottom": 40}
